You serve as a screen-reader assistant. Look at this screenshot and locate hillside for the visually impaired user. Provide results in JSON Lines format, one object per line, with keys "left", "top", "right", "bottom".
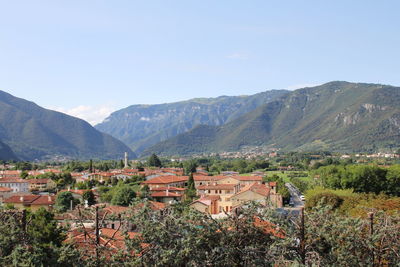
{"left": 0, "top": 90, "right": 135, "bottom": 160}
{"left": 95, "top": 90, "right": 288, "bottom": 154}
{"left": 144, "top": 82, "right": 400, "bottom": 156}
{"left": 0, "top": 140, "right": 18, "bottom": 161}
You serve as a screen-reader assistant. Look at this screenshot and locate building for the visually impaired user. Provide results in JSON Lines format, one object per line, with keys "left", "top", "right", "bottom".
{"left": 150, "top": 187, "right": 186, "bottom": 203}
{"left": 141, "top": 175, "right": 188, "bottom": 189}
{"left": 3, "top": 194, "right": 55, "bottom": 211}
{"left": 28, "top": 178, "right": 57, "bottom": 192}
{"left": 0, "top": 178, "right": 30, "bottom": 193}
{"left": 190, "top": 195, "right": 220, "bottom": 214}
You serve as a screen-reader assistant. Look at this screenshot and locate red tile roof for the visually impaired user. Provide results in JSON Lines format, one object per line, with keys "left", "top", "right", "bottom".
{"left": 235, "top": 182, "right": 270, "bottom": 197}
{"left": 197, "top": 184, "right": 236, "bottom": 190}
{"left": 3, "top": 194, "right": 55, "bottom": 205}
{"left": 0, "top": 178, "right": 28, "bottom": 183}
{"left": 142, "top": 175, "right": 188, "bottom": 185}
{"left": 0, "top": 186, "right": 12, "bottom": 192}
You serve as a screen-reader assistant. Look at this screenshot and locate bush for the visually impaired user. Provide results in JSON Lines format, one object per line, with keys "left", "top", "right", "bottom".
{"left": 306, "top": 192, "right": 343, "bottom": 210}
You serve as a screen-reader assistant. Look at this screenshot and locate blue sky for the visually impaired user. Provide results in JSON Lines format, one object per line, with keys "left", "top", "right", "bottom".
{"left": 1, "top": 1, "right": 400, "bottom": 124}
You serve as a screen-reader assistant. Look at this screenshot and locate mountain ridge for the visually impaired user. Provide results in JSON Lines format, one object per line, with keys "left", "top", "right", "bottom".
{"left": 0, "top": 90, "right": 135, "bottom": 161}
{"left": 143, "top": 81, "right": 400, "bottom": 156}
{"left": 95, "top": 89, "right": 289, "bottom": 154}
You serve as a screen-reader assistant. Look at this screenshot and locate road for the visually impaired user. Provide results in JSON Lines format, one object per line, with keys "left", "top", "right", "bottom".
{"left": 285, "top": 182, "right": 304, "bottom": 208}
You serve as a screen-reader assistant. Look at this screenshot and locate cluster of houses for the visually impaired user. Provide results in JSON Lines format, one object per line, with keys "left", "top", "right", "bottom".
{"left": 140, "top": 171, "right": 283, "bottom": 214}
{"left": 0, "top": 165, "right": 284, "bottom": 257}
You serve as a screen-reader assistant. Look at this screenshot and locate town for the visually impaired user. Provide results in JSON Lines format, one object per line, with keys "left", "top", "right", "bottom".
{"left": 0, "top": 151, "right": 399, "bottom": 265}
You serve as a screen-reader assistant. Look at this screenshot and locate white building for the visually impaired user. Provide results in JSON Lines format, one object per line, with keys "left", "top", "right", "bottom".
{"left": 0, "top": 178, "right": 30, "bottom": 193}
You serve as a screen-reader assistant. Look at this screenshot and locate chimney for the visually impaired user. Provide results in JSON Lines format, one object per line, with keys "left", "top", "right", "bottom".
{"left": 20, "top": 196, "right": 24, "bottom": 202}
{"left": 48, "top": 196, "right": 52, "bottom": 202}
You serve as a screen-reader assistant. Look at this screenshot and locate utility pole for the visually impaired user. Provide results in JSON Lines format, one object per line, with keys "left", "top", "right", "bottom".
{"left": 368, "top": 212, "right": 374, "bottom": 267}
{"left": 300, "top": 207, "right": 306, "bottom": 265}
{"left": 95, "top": 206, "right": 100, "bottom": 266}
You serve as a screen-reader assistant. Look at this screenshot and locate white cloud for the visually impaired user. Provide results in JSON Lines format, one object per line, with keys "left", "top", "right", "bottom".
{"left": 226, "top": 52, "right": 249, "bottom": 60}
{"left": 49, "top": 104, "right": 116, "bottom": 125}
{"left": 285, "top": 83, "right": 321, "bottom": 90}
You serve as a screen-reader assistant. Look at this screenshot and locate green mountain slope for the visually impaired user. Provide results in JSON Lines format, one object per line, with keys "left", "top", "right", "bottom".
{"left": 0, "top": 90, "right": 135, "bottom": 160}
{"left": 0, "top": 140, "right": 18, "bottom": 161}
{"left": 144, "top": 82, "right": 400, "bottom": 155}
{"left": 95, "top": 90, "right": 288, "bottom": 154}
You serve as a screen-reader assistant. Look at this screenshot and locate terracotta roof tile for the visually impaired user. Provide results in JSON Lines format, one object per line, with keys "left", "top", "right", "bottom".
{"left": 142, "top": 175, "right": 188, "bottom": 185}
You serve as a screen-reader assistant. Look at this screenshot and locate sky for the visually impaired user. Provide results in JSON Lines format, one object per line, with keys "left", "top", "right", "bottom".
{"left": 1, "top": 1, "right": 400, "bottom": 125}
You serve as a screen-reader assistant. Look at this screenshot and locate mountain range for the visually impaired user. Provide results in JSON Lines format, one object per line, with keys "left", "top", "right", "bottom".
{"left": 95, "top": 90, "right": 288, "bottom": 154}
{"left": 142, "top": 82, "right": 400, "bottom": 156}
{"left": 0, "top": 90, "right": 134, "bottom": 161}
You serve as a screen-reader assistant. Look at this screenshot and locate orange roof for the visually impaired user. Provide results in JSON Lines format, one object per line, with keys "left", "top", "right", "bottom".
{"left": 235, "top": 182, "right": 270, "bottom": 197}
{"left": 253, "top": 217, "right": 285, "bottom": 238}
{"left": 3, "top": 194, "right": 55, "bottom": 205}
{"left": 193, "top": 175, "right": 223, "bottom": 181}
{"left": 0, "top": 186, "right": 12, "bottom": 192}
{"left": 0, "top": 178, "right": 28, "bottom": 183}
{"left": 102, "top": 205, "right": 130, "bottom": 215}
{"left": 197, "top": 184, "right": 236, "bottom": 190}
{"left": 192, "top": 195, "right": 220, "bottom": 206}
{"left": 142, "top": 175, "right": 188, "bottom": 185}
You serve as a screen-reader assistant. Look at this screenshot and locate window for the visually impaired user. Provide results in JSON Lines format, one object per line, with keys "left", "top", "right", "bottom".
{"left": 111, "top": 224, "right": 115, "bottom": 229}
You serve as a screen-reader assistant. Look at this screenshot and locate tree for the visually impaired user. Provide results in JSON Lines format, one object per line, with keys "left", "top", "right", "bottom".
{"left": 111, "top": 186, "right": 136, "bottom": 206}
{"left": 82, "top": 190, "right": 96, "bottom": 206}
{"left": 386, "top": 165, "right": 400, "bottom": 196}
{"left": 27, "top": 208, "right": 65, "bottom": 247}
{"left": 147, "top": 154, "right": 162, "bottom": 167}
{"left": 140, "top": 185, "right": 151, "bottom": 199}
{"left": 55, "top": 191, "right": 79, "bottom": 212}
{"left": 184, "top": 160, "right": 197, "bottom": 174}
{"left": 20, "top": 171, "right": 28, "bottom": 179}
{"left": 88, "top": 159, "right": 93, "bottom": 173}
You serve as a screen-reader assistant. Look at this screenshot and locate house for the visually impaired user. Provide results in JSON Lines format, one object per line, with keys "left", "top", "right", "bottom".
{"left": 230, "top": 183, "right": 270, "bottom": 207}
{"left": 141, "top": 175, "right": 188, "bottom": 189}
{"left": 191, "top": 181, "right": 282, "bottom": 215}
{"left": 0, "top": 170, "right": 21, "bottom": 178}
{"left": 28, "top": 178, "right": 57, "bottom": 191}
{"left": 2, "top": 194, "right": 55, "bottom": 211}
{"left": 150, "top": 190, "right": 184, "bottom": 204}
{"left": 190, "top": 195, "right": 220, "bottom": 214}
{"left": 193, "top": 175, "right": 263, "bottom": 187}
{"left": 0, "top": 178, "right": 30, "bottom": 193}
{"left": 66, "top": 227, "right": 143, "bottom": 258}
{"left": 0, "top": 186, "right": 13, "bottom": 202}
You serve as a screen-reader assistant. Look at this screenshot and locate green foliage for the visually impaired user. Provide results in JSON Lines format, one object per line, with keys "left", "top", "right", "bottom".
{"left": 315, "top": 164, "right": 398, "bottom": 196}
{"left": 264, "top": 174, "right": 290, "bottom": 203}
{"left": 306, "top": 192, "right": 344, "bottom": 210}
{"left": 55, "top": 191, "right": 79, "bottom": 212}
{"left": 27, "top": 208, "right": 65, "bottom": 247}
{"left": 147, "top": 153, "right": 162, "bottom": 167}
{"left": 111, "top": 185, "right": 136, "bottom": 206}
{"left": 0, "top": 208, "right": 83, "bottom": 266}
{"left": 82, "top": 190, "right": 96, "bottom": 206}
